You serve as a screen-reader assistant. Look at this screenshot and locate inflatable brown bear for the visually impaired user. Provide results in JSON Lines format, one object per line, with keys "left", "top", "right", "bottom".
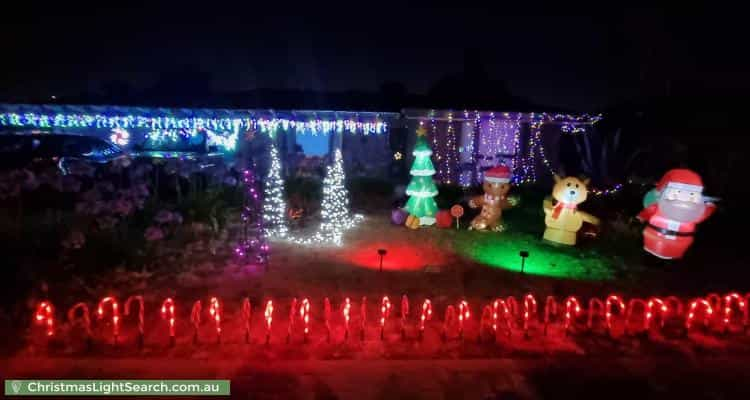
{"left": 469, "top": 165, "right": 514, "bottom": 231}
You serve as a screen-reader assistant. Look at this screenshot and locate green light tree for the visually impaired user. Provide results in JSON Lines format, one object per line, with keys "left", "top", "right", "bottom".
{"left": 404, "top": 127, "right": 438, "bottom": 225}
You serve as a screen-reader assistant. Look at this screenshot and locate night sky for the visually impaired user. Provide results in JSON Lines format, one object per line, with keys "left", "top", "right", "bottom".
{"left": 2, "top": 3, "right": 745, "bottom": 111}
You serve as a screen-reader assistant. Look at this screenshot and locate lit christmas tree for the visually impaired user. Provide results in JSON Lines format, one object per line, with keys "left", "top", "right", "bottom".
{"left": 262, "top": 144, "right": 288, "bottom": 238}
{"left": 404, "top": 126, "right": 438, "bottom": 225}
{"left": 287, "top": 148, "right": 362, "bottom": 246}
{"left": 316, "top": 149, "right": 357, "bottom": 245}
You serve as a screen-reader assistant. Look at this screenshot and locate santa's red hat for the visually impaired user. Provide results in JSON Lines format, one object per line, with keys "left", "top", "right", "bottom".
{"left": 484, "top": 165, "right": 512, "bottom": 183}
{"left": 656, "top": 168, "right": 703, "bottom": 192}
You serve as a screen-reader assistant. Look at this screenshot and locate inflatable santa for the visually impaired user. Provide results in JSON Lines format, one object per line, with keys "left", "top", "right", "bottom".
{"left": 637, "top": 169, "right": 716, "bottom": 259}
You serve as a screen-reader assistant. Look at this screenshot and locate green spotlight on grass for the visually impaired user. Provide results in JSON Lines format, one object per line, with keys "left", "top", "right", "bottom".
{"left": 453, "top": 232, "right": 614, "bottom": 280}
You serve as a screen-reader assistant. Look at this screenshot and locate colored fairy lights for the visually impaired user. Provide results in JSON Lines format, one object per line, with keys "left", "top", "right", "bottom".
{"left": 236, "top": 167, "right": 269, "bottom": 263}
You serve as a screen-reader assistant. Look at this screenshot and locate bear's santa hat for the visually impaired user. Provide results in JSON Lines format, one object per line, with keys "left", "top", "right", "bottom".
{"left": 656, "top": 168, "right": 703, "bottom": 193}
{"left": 484, "top": 165, "right": 512, "bottom": 184}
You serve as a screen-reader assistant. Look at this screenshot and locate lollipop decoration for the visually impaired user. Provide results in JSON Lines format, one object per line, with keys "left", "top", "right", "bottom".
{"left": 450, "top": 204, "right": 464, "bottom": 229}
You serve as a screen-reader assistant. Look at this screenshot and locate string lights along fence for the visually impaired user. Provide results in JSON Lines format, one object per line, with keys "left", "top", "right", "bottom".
{"left": 32, "top": 291, "right": 749, "bottom": 349}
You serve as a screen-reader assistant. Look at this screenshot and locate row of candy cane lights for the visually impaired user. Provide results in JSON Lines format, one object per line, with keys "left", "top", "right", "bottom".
{"left": 33, "top": 293, "right": 750, "bottom": 346}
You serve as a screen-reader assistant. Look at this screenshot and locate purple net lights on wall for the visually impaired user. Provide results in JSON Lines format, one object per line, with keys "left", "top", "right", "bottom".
{"left": 235, "top": 167, "right": 269, "bottom": 266}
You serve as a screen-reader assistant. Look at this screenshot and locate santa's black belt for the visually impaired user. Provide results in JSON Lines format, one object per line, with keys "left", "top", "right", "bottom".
{"left": 647, "top": 224, "right": 694, "bottom": 237}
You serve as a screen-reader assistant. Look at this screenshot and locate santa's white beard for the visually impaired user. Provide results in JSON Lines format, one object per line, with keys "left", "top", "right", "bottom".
{"left": 659, "top": 199, "right": 705, "bottom": 223}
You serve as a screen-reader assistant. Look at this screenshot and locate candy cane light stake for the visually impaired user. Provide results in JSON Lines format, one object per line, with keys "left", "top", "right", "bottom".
{"left": 380, "top": 296, "right": 392, "bottom": 340}
{"left": 543, "top": 296, "right": 557, "bottom": 336}
{"left": 264, "top": 300, "right": 273, "bottom": 344}
{"left": 160, "top": 298, "right": 176, "bottom": 347}
{"left": 342, "top": 297, "right": 351, "bottom": 341}
{"left": 722, "top": 292, "right": 747, "bottom": 334}
{"left": 400, "top": 295, "right": 409, "bottom": 340}
{"left": 686, "top": 298, "right": 713, "bottom": 333}
{"left": 97, "top": 296, "right": 120, "bottom": 345}
{"left": 34, "top": 301, "right": 55, "bottom": 338}
{"left": 287, "top": 298, "right": 297, "bottom": 344}
{"left": 442, "top": 305, "right": 456, "bottom": 342}
{"left": 458, "top": 300, "right": 470, "bottom": 340}
{"left": 360, "top": 296, "right": 367, "bottom": 341}
{"left": 493, "top": 299, "right": 513, "bottom": 340}
{"left": 190, "top": 300, "right": 201, "bottom": 344}
{"left": 241, "top": 298, "right": 252, "bottom": 344}
{"left": 419, "top": 299, "right": 433, "bottom": 341}
{"left": 124, "top": 295, "right": 145, "bottom": 348}
{"left": 605, "top": 295, "right": 626, "bottom": 337}
{"left": 68, "top": 302, "right": 92, "bottom": 349}
{"left": 646, "top": 298, "right": 668, "bottom": 332}
{"left": 324, "top": 297, "right": 332, "bottom": 343}
{"left": 523, "top": 294, "right": 537, "bottom": 338}
{"left": 624, "top": 298, "right": 647, "bottom": 335}
{"left": 563, "top": 296, "right": 582, "bottom": 335}
{"left": 587, "top": 298, "right": 604, "bottom": 332}
{"left": 208, "top": 297, "right": 222, "bottom": 343}
{"left": 300, "top": 298, "right": 310, "bottom": 343}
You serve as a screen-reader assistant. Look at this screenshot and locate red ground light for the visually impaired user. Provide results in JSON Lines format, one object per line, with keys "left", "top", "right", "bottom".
{"left": 337, "top": 242, "right": 450, "bottom": 271}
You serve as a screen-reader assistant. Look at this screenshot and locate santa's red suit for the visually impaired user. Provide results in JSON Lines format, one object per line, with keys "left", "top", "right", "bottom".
{"left": 638, "top": 169, "right": 716, "bottom": 259}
